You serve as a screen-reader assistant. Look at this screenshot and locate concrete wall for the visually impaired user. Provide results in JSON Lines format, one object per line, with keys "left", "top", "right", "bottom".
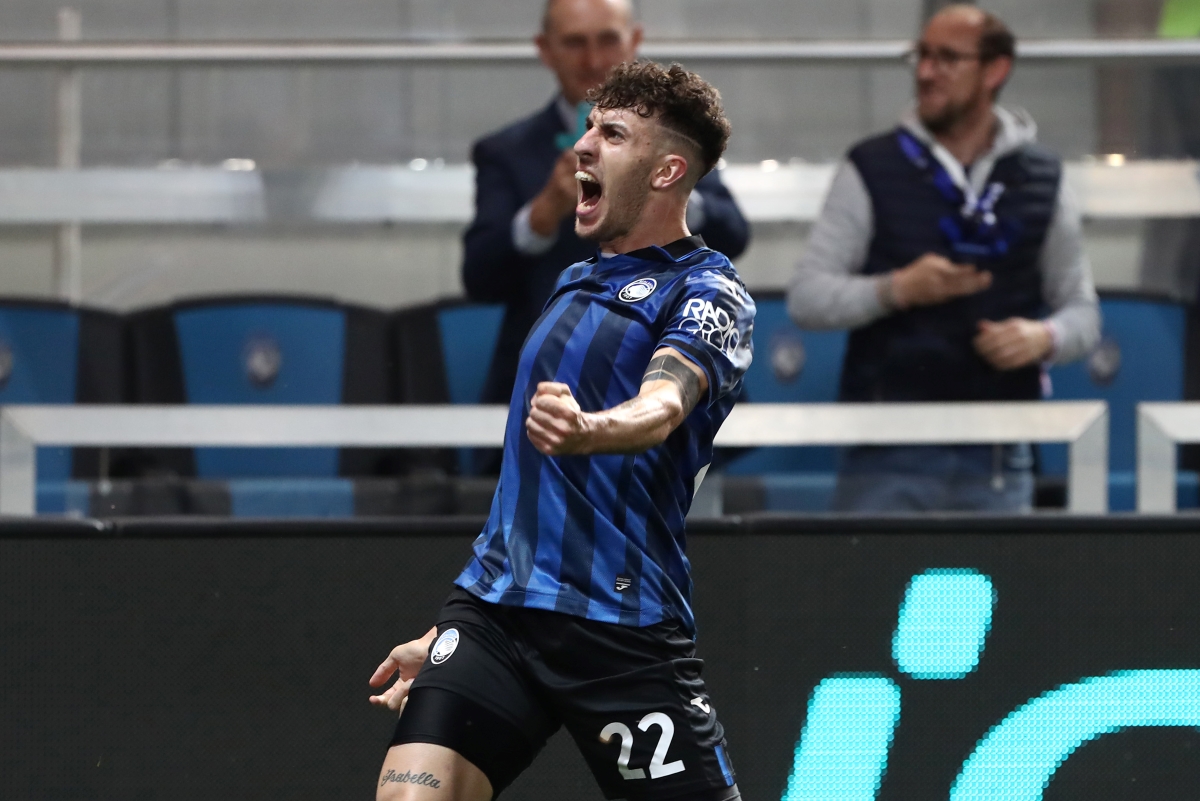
{"left": 0, "top": 0, "right": 1128, "bottom": 310}
{"left": 0, "top": 0, "right": 1098, "bottom": 166}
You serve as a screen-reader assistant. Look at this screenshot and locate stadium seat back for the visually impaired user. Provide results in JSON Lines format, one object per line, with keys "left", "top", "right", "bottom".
{"left": 436, "top": 303, "right": 504, "bottom": 404}
{"left": 172, "top": 300, "right": 345, "bottom": 478}
{"left": 727, "top": 293, "right": 847, "bottom": 474}
{"left": 0, "top": 304, "right": 80, "bottom": 482}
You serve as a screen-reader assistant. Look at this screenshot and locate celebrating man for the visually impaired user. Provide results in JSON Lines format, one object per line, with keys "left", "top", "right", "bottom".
{"left": 371, "top": 62, "right": 754, "bottom": 801}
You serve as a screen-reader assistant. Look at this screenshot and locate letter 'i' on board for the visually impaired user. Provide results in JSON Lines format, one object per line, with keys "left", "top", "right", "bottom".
{"left": 781, "top": 570, "right": 997, "bottom": 801}
{"left": 893, "top": 569, "right": 996, "bottom": 680}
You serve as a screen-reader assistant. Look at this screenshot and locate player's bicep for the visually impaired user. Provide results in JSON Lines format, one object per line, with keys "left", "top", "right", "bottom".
{"left": 640, "top": 347, "right": 708, "bottom": 417}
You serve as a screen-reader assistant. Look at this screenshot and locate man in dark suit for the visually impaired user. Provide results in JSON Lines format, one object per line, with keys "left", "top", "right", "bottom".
{"left": 462, "top": 0, "right": 750, "bottom": 418}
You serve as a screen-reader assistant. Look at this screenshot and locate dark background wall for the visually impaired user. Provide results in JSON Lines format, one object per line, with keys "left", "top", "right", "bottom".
{"left": 4, "top": 518, "right": 1200, "bottom": 801}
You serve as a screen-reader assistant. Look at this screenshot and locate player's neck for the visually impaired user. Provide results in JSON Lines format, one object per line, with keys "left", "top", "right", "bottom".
{"left": 600, "top": 200, "right": 690, "bottom": 256}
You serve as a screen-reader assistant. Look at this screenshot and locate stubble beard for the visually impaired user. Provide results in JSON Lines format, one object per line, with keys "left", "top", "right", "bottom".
{"left": 920, "top": 97, "right": 969, "bottom": 135}
{"left": 919, "top": 83, "right": 987, "bottom": 136}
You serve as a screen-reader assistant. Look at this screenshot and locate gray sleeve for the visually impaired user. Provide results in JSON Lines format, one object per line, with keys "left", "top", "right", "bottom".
{"left": 511, "top": 200, "right": 558, "bottom": 256}
{"left": 1040, "top": 181, "right": 1101, "bottom": 365}
{"left": 786, "top": 160, "right": 890, "bottom": 330}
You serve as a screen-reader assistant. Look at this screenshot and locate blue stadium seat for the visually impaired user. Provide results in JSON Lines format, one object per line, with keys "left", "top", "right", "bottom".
{"left": 127, "top": 296, "right": 394, "bottom": 488}
{"left": 0, "top": 304, "right": 81, "bottom": 486}
{"left": 436, "top": 302, "right": 505, "bottom": 405}
{"left": 726, "top": 292, "right": 847, "bottom": 488}
{"left": 0, "top": 300, "right": 125, "bottom": 513}
{"left": 432, "top": 301, "right": 505, "bottom": 474}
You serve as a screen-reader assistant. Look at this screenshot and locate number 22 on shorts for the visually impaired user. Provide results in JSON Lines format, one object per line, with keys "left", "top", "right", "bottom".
{"left": 600, "top": 712, "right": 686, "bottom": 780}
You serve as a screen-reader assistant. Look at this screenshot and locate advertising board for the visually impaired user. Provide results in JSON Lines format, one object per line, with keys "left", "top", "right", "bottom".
{"left": 2, "top": 517, "right": 1199, "bottom": 801}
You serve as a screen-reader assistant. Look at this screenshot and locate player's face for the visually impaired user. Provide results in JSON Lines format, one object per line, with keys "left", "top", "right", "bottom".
{"left": 536, "top": 0, "right": 642, "bottom": 105}
{"left": 913, "top": 12, "right": 1001, "bottom": 134}
{"left": 572, "top": 107, "right": 658, "bottom": 244}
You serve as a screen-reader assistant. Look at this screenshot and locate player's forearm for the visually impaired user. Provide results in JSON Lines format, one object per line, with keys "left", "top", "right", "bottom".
{"left": 579, "top": 390, "right": 685, "bottom": 454}
{"left": 526, "top": 353, "right": 706, "bottom": 457}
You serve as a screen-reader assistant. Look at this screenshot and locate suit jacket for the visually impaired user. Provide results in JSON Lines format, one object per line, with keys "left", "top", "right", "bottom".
{"left": 462, "top": 97, "right": 751, "bottom": 406}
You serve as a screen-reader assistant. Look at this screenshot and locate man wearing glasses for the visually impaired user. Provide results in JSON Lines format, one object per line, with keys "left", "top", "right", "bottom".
{"left": 787, "top": 4, "right": 1099, "bottom": 512}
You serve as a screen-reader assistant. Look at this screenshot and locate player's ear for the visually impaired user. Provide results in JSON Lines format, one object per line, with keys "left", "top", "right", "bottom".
{"left": 650, "top": 153, "right": 689, "bottom": 192}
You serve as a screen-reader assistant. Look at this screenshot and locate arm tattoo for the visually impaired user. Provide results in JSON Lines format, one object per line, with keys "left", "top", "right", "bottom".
{"left": 642, "top": 354, "right": 703, "bottom": 415}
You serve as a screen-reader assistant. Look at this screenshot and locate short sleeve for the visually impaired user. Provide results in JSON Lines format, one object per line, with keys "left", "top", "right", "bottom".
{"left": 658, "top": 269, "right": 756, "bottom": 405}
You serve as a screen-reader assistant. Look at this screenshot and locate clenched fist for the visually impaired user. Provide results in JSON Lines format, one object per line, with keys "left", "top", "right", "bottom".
{"left": 525, "top": 382, "right": 591, "bottom": 455}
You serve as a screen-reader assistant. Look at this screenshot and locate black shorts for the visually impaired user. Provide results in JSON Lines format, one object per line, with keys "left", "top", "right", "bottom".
{"left": 389, "top": 587, "right": 738, "bottom": 800}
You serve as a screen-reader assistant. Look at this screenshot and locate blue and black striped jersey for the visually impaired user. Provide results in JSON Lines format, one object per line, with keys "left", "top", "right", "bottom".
{"left": 454, "top": 235, "right": 755, "bottom": 636}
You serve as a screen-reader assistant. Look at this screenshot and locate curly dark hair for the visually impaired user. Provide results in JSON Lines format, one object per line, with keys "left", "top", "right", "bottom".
{"left": 587, "top": 60, "right": 731, "bottom": 177}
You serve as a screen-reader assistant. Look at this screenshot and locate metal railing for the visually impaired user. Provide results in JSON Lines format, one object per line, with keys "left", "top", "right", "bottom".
{"left": 1137, "top": 403, "right": 1200, "bottom": 513}
{"left": 2, "top": 38, "right": 1200, "bottom": 66}
{"left": 0, "top": 401, "right": 1109, "bottom": 516}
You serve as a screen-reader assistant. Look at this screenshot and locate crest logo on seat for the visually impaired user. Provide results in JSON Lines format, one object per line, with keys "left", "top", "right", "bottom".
{"left": 243, "top": 335, "right": 282, "bottom": 388}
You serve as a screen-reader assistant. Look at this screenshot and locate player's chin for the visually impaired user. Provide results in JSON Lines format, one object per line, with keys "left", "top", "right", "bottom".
{"left": 574, "top": 201, "right": 605, "bottom": 239}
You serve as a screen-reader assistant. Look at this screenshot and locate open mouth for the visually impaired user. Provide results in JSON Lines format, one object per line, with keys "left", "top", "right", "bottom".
{"left": 576, "top": 171, "right": 602, "bottom": 215}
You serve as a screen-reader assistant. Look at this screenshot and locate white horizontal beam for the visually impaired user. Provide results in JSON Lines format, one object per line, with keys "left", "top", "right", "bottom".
{"left": 715, "top": 401, "right": 1106, "bottom": 446}
{"left": 0, "top": 402, "right": 1108, "bottom": 516}
{"left": 2, "top": 405, "right": 510, "bottom": 447}
{"left": 1, "top": 38, "right": 1199, "bottom": 66}
{"left": 0, "top": 161, "right": 1196, "bottom": 225}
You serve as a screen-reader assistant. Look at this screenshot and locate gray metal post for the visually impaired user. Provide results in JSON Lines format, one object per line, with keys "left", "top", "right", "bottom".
{"left": 54, "top": 8, "right": 82, "bottom": 304}
{"left": 1067, "top": 406, "right": 1109, "bottom": 513}
{"left": 0, "top": 412, "right": 37, "bottom": 516}
{"left": 1138, "top": 406, "right": 1179, "bottom": 513}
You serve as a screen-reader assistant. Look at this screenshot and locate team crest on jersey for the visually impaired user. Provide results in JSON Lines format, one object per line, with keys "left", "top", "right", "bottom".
{"left": 618, "top": 278, "right": 657, "bottom": 302}
{"left": 430, "top": 628, "right": 460, "bottom": 665}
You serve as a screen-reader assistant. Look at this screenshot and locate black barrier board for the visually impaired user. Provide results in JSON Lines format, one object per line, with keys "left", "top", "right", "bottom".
{"left": 3, "top": 521, "right": 1200, "bottom": 800}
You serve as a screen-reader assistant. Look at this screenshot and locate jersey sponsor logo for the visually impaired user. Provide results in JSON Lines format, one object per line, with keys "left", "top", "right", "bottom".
{"left": 619, "top": 278, "right": 657, "bottom": 303}
{"left": 615, "top": 575, "right": 633, "bottom": 592}
{"left": 430, "top": 627, "right": 460, "bottom": 665}
{"left": 681, "top": 297, "right": 741, "bottom": 356}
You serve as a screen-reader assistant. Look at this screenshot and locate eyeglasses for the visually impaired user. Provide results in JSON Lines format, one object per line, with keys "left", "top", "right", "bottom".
{"left": 904, "top": 44, "right": 985, "bottom": 71}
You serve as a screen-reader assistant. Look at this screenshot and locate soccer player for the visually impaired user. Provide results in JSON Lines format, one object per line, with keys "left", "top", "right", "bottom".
{"left": 369, "top": 61, "right": 755, "bottom": 801}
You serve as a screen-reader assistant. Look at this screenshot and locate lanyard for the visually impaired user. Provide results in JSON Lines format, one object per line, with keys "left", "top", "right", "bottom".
{"left": 896, "top": 130, "right": 1012, "bottom": 259}
{"left": 555, "top": 102, "right": 593, "bottom": 151}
